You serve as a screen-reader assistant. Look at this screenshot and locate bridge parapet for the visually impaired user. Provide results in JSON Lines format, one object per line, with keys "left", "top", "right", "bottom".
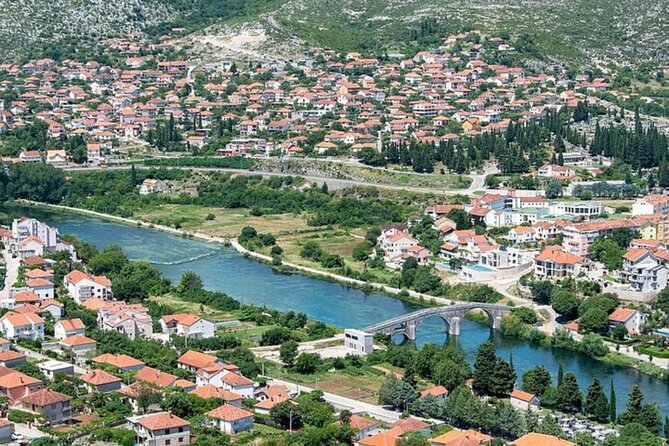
{"left": 359, "top": 303, "right": 511, "bottom": 340}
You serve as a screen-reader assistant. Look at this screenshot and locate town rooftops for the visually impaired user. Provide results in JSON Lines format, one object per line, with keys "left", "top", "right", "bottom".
{"left": 206, "top": 404, "right": 253, "bottom": 421}
{"left": 420, "top": 385, "right": 448, "bottom": 398}
{"left": 190, "top": 384, "right": 242, "bottom": 401}
{"left": 92, "top": 353, "right": 145, "bottom": 369}
{"left": 431, "top": 429, "right": 493, "bottom": 446}
{"left": 535, "top": 246, "right": 582, "bottom": 265}
{"left": 60, "top": 335, "right": 96, "bottom": 347}
{"left": 0, "top": 350, "right": 26, "bottom": 363}
{"left": 178, "top": 350, "right": 218, "bottom": 369}
{"left": 133, "top": 412, "right": 189, "bottom": 431}
{"left": 510, "top": 389, "right": 537, "bottom": 402}
{"left": 162, "top": 313, "right": 201, "bottom": 326}
{"left": 608, "top": 307, "right": 637, "bottom": 323}
{"left": 1, "top": 311, "right": 43, "bottom": 326}
{"left": 512, "top": 433, "right": 575, "bottom": 446}
{"left": 135, "top": 366, "right": 177, "bottom": 388}
{"left": 221, "top": 372, "right": 253, "bottom": 387}
{"left": 58, "top": 318, "right": 85, "bottom": 331}
{"left": 390, "top": 417, "right": 430, "bottom": 432}
{"left": 80, "top": 369, "right": 121, "bottom": 386}
{"left": 18, "top": 388, "right": 70, "bottom": 406}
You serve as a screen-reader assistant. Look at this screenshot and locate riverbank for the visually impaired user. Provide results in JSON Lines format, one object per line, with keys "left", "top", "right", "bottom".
{"left": 16, "top": 201, "right": 523, "bottom": 310}
{"left": 13, "top": 201, "right": 669, "bottom": 380}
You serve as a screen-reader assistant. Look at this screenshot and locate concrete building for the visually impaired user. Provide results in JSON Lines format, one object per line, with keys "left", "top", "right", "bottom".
{"left": 620, "top": 248, "right": 668, "bottom": 293}
{"left": 633, "top": 195, "right": 669, "bottom": 216}
{"left": 63, "top": 270, "right": 112, "bottom": 304}
{"left": 344, "top": 329, "right": 374, "bottom": 354}
{"left": 608, "top": 308, "right": 647, "bottom": 336}
{"left": 37, "top": 361, "right": 74, "bottom": 380}
{"left": 80, "top": 369, "right": 123, "bottom": 393}
{"left": 509, "top": 389, "right": 540, "bottom": 412}
{"left": 0, "top": 312, "right": 44, "bottom": 341}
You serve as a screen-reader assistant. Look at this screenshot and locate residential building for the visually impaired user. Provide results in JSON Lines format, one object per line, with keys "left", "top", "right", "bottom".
{"left": 160, "top": 314, "right": 216, "bottom": 339}
{"left": 419, "top": 385, "right": 448, "bottom": 401}
{"left": 12, "top": 217, "right": 58, "bottom": 249}
{"left": 59, "top": 335, "right": 97, "bottom": 356}
{"left": 632, "top": 195, "right": 669, "bottom": 216}
{"left": 533, "top": 246, "right": 588, "bottom": 280}
{"left": 620, "top": 248, "right": 668, "bottom": 293}
{"left": 345, "top": 415, "right": 378, "bottom": 440}
{"left": 509, "top": 389, "right": 540, "bottom": 412}
{"left": 54, "top": 318, "right": 85, "bottom": 340}
{"left": 0, "top": 419, "right": 13, "bottom": 443}
{"left": 38, "top": 361, "right": 74, "bottom": 380}
{"left": 190, "top": 385, "right": 243, "bottom": 407}
{"left": 206, "top": 404, "right": 254, "bottom": 434}
{"left": 431, "top": 429, "right": 492, "bottom": 446}
{"left": 128, "top": 412, "right": 191, "bottom": 446}
{"left": 0, "top": 312, "right": 44, "bottom": 340}
{"left": 177, "top": 350, "right": 221, "bottom": 374}
{"left": 0, "top": 368, "right": 43, "bottom": 401}
{"left": 98, "top": 303, "right": 153, "bottom": 339}
{"left": 511, "top": 433, "right": 575, "bottom": 446}
{"left": 63, "top": 270, "right": 112, "bottom": 304}
{"left": 562, "top": 220, "right": 641, "bottom": 256}
{"left": 15, "top": 388, "right": 72, "bottom": 425}
{"left": 344, "top": 329, "right": 374, "bottom": 354}
{"left": 608, "top": 308, "right": 647, "bottom": 336}
{"left": 139, "top": 179, "right": 164, "bottom": 195}
{"left": 92, "top": 353, "right": 145, "bottom": 373}
{"left": 80, "top": 369, "right": 123, "bottom": 393}
{"left": 0, "top": 350, "right": 26, "bottom": 368}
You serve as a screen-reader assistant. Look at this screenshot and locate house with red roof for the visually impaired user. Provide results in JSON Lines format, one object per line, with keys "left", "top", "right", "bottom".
{"left": 63, "top": 270, "right": 112, "bottom": 304}
{"left": 160, "top": 313, "right": 216, "bottom": 339}
{"left": 128, "top": 412, "right": 190, "bottom": 446}
{"left": 0, "top": 311, "right": 44, "bottom": 340}
{"left": 509, "top": 389, "right": 540, "bottom": 412}
{"left": 608, "top": 307, "right": 647, "bottom": 336}
{"left": 206, "top": 404, "right": 254, "bottom": 434}
{"left": 15, "top": 388, "right": 71, "bottom": 424}
{"left": 619, "top": 248, "right": 667, "bottom": 293}
{"left": 533, "top": 246, "right": 589, "bottom": 280}
{"left": 54, "top": 318, "right": 85, "bottom": 340}
{"left": 80, "top": 369, "right": 122, "bottom": 393}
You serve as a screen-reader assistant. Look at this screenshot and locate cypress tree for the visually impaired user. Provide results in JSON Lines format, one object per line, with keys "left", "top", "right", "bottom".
{"left": 557, "top": 364, "right": 564, "bottom": 386}
{"left": 584, "top": 378, "right": 609, "bottom": 422}
{"left": 610, "top": 379, "right": 617, "bottom": 424}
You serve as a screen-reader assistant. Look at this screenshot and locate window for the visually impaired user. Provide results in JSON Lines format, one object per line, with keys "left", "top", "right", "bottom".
{"left": 166, "top": 440, "right": 171, "bottom": 445}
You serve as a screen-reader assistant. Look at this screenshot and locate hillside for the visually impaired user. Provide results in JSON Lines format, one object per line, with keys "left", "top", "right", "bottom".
{"left": 1, "top": 0, "right": 668, "bottom": 66}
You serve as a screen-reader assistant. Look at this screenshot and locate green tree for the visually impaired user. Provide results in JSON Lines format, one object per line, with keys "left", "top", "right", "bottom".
{"left": 610, "top": 379, "right": 617, "bottom": 424}
{"left": 279, "top": 340, "right": 299, "bottom": 368}
{"left": 270, "top": 400, "right": 301, "bottom": 430}
{"left": 522, "top": 365, "right": 552, "bottom": 397}
{"left": 176, "top": 271, "right": 204, "bottom": 294}
{"left": 352, "top": 241, "right": 374, "bottom": 261}
{"left": 433, "top": 358, "right": 469, "bottom": 391}
{"left": 584, "top": 378, "right": 609, "bottom": 422}
{"left": 294, "top": 353, "right": 321, "bottom": 374}
{"left": 556, "top": 372, "right": 582, "bottom": 413}
{"left": 551, "top": 290, "right": 580, "bottom": 320}
{"left": 579, "top": 308, "right": 609, "bottom": 334}
{"left": 472, "top": 341, "right": 497, "bottom": 395}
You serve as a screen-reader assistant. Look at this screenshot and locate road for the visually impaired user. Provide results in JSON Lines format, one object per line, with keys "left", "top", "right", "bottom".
{"left": 64, "top": 162, "right": 499, "bottom": 198}
{"left": 13, "top": 345, "right": 87, "bottom": 374}
{"left": 1, "top": 247, "right": 19, "bottom": 300}
{"left": 266, "top": 377, "right": 404, "bottom": 423}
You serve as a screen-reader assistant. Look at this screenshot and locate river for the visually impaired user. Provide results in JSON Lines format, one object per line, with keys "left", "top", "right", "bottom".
{"left": 5, "top": 203, "right": 669, "bottom": 415}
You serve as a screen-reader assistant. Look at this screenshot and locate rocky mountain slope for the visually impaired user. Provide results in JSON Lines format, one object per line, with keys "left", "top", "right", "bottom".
{"left": 1, "top": 0, "right": 667, "bottom": 66}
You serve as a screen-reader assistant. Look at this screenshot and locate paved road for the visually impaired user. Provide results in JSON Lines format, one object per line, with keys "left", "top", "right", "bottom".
{"left": 266, "top": 377, "right": 404, "bottom": 423}
{"left": 1, "top": 248, "right": 19, "bottom": 300}
{"left": 64, "top": 163, "right": 495, "bottom": 198}
{"left": 13, "top": 423, "right": 49, "bottom": 442}
{"left": 13, "top": 345, "right": 88, "bottom": 374}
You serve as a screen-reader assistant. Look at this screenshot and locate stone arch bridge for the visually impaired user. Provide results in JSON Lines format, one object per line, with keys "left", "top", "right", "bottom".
{"left": 361, "top": 303, "right": 511, "bottom": 340}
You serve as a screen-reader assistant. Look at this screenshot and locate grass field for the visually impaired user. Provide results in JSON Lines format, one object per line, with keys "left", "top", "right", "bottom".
{"left": 263, "top": 362, "right": 386, "bottom": 404}
{"left": 149, "top": 293, "right": 236, "bottom": 320}
{"left": 136, "top": 204, "right": 312, "bottom": 238}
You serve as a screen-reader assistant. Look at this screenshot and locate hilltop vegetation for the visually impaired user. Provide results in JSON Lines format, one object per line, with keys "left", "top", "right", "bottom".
{"left": 1, "top": 0, "right": 668, "bottom": 66}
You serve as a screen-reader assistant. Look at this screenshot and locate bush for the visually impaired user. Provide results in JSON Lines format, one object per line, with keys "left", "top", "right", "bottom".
{"left": 8, "top": 409, "right": 38, "bottom": 424}
{"left": 579, "top": 333, "right": 609, "bottom": 357}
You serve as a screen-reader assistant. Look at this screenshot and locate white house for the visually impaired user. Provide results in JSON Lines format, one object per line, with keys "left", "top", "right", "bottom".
{"left": 128, "top": 412, "right": 191, "bottom": 446}
{"left": 620, "top": 248, "right": 668, "bottom": 293}
{"left": 25, "top": 279, "right": 54, "bottom": 300}
{"left": 0, "top": 312, "right": 44, "bottom": 340}
{"left": 12, "top": 217, "right": 59, "bottom": 250}
{"left": 98, "top": 304, "right": 153, "bottom": 339}
{"left": 139, "top": 179, "right": 164, "bottom": 195}
{"left": 510, "top": 389, "right": 540, "bottom": 412}
{"left": 206, "top": 404, "right": 254, "bottom": 435}
{"left": 378, "top": 230, "right": 419, "bottom": 260}
{"left": 608, "top": 308, "right": 647, "bottom": 336}
{"left": 632, "top": 195, "right": 669, "bottom": 216}
{"left": 54, "top": 318, "right": 86, "bottom": 340}
{"left": 64, "top": 270, "right": 112, "bottom": 304}
{"left": 160, "top": 314, "right": 216, "bottom": 339}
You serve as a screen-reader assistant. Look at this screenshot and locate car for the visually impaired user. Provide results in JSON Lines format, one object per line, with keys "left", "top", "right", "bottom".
{"left": 11, "top": 433, "right": 24, "bottom": 441}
